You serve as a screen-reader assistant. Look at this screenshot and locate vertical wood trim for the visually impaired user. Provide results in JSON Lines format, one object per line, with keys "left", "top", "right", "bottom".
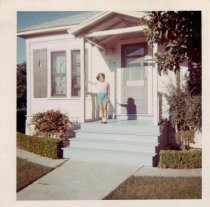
{"left": 152, "top": 43, "right": 158, "bottom": 126}
{"left": 66, "top": 50, "right": 71, "bottom": 98}
{"left": 26, "top": 40, "right": 31, "bottom": 134}
{"left": 81, "top": 37, "right": 85, "bottom": 123}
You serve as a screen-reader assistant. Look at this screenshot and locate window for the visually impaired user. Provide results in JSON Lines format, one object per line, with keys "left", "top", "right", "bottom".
{"left": 71, "top": 50, "right": 81, "bottom": 96}
{"left": 51, "top": 51, "right": 66, "bottom": 97}
{"left": 33, "top": 49, "right": 47, "bottom": 98}
{"left": 121, "top": 43, "right": 147, "bottom": 83}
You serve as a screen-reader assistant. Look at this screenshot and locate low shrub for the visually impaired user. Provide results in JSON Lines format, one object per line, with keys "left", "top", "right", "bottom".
{"left": 17, "top": 132, "right": 63, "bottom": 159}
{"left": 29, "top": 109, "right": 71, "bottom": 138}
{"left": 159, "top": 149, "right": 202, "bottom": 169}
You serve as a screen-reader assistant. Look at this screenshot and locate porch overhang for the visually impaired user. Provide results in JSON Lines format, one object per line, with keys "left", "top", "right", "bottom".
{"left": 68, "top": 11, "right": 146, "bottom": 50}
{"left": 84, "top": 25, "right": 146, "bottom": 50}
{"left": 69, "top": 11, "right": 145, "bottom": 36}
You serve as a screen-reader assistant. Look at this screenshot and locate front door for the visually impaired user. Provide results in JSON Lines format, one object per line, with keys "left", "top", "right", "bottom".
{"left": 121, "top": 43, "right": 148, "bottom": 114}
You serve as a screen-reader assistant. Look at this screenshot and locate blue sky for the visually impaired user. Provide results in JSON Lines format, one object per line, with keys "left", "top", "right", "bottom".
{"left": 17, "top": 11, "right": 84, "bottom": 64}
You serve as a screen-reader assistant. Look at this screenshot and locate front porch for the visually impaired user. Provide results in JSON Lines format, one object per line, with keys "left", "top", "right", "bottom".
{"left": 63, "top": 116, "right": 161, "bottom": 166}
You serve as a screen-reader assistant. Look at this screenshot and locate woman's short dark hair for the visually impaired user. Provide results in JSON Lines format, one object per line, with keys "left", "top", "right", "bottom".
{"left": 96, "top": 73, "right": 105, "bottom": 80}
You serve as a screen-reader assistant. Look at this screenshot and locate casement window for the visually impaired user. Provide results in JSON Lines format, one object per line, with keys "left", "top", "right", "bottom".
{"left": 71, "top": 50, "right": 88, "bottom": 97}
{"left": 51, "top": 51, "right": 66, "bottom": 97}
{"left": 71, "top": 50, "right": 81, "bottom": 96}
{"left": 33, "top": 49, "right": 47, "bottom": 98}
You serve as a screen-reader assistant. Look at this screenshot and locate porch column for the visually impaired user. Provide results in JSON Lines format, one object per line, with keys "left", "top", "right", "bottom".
{"left": 80, "top": 37, "right": 86, "bottom": 123}
{"left": 152, "top": 43, "right": 158, "bottom": 126}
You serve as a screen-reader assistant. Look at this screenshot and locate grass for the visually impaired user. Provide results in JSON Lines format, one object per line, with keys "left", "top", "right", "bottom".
{"left": 17, "top": 157, "right": 53, "bottom": 191}
{"left": 104, "top": 176, "right": 201, "bottom": 199}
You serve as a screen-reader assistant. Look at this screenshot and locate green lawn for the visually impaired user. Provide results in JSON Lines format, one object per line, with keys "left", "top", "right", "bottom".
{"left": 104, "top": 176, "right": 201, "bottom": 199}
{"left": 17, "top": 157, "right": 53, "bottom": 191}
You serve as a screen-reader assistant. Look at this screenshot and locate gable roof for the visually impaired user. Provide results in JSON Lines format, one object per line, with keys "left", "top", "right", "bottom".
{"left": 68, "top": 11, "right": 146, "bottom": 49}
{"left": 69, "top": 11, "right": 145, "bottom": 36}
{"left": 17, "top": 11, "right": 102, "bottom": 38}
{"left": 18, "top": 11, "right": 101, "bottom": 33}
{"left": 17, "top": 11, "right": 146, "bottom": 38}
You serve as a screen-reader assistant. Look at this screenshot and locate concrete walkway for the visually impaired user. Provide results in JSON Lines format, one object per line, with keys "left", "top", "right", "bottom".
{"left": 17, "top": 149, "right": 202, "bottom": 200}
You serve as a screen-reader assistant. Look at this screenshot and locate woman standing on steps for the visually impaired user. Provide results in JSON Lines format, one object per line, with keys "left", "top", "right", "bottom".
{"left": 96, "top": 73, "right": 110, "bottom": 124}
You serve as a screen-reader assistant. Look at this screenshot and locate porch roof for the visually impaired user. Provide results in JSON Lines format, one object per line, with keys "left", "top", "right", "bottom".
{"left": 69, "top": 11, "right": 146, "bottom": 50}
{"left": 17, "top": 11, "right": 147, "bottom": 47}
{"left": 85, "top": 25, "right": 146, "bottom": 50}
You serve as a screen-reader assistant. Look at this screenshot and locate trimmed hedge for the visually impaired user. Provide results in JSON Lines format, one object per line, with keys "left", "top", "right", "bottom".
{"left": 159, "top": 149, "right": 202, "bottom": 169}
{"left": 17, "top": 132, "right": 63, "bottom": 159}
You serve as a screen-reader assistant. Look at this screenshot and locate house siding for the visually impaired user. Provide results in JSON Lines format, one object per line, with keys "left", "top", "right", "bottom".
{"left": 26, "top": 33, "right": 158, "bottom": 129}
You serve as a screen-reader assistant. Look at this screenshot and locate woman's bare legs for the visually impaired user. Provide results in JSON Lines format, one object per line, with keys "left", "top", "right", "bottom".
{"left": 99, "top": 104, "right": 107, "bottom": 122}
{"left": 99, "top": 104, "right": 104, "bottom": 120}
{"left": 102, "top": 103, "right": 108, "bottom": 122}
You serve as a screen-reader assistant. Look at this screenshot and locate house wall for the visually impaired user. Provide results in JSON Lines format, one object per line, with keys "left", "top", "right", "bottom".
{"left": 157, "top": 68, "right": 188, "bottom": 120}
{"left": 25, "top": 33, "right": 119, "bottom": 130}
{"left": 86, "top": 35, "right": 155, "bottom": 118}
{"left": 156, "top": 45, "right": 188, "bottom": 120}
{"left": 25, "top": 32, "right": 172, "bottom": 134}
{"left": 26, "top": 34, "right": 86, "bottom": 134}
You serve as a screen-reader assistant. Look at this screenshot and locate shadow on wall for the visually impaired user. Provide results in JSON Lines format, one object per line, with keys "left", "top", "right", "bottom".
{"left": 119, "top": 97, "right": 137, "bottom": 120}
{"left": 153, "top": 119, "right": 179, "bottom": 167}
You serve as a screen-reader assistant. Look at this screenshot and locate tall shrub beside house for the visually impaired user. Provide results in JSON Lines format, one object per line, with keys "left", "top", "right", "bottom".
{"left": 144, "top": 11, "right": 201, "bottom": 95}
{"left": 17, "top": 62, "right": 27, "bottom": 133}
{"left": 143, "top": 11, "right": 202, "bottom": 149}
{"left": 165, "top": 84, "right": 201, "bottom": 149}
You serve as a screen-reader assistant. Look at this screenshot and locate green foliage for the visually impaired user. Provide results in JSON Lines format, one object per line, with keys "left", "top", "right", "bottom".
{"left": 166, "top": 86, "right": 201, "bottom": 131}
{"left": 17, "top": 62, "right": 27, "bottom": 109}
{"left": 159, "top": 149, "right": 202, "bottom": 169}
{"left": 165, "top": 84, "right": 201, "bottom": 149}
{"left": 144, "top": 11, "right": 201, "bottom": 95}
{"left": 176, "top": 130, "right": 195, "bottom": 150}
{"left": 17, "top": 132, "right": 63, "bottom": 159}
{"left": 29, "top": 110, "right": 71, "bottom": 138}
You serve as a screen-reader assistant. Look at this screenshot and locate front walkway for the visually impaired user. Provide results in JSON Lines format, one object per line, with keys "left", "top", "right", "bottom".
{"left": 17, "top": 149, "right": 201, "bottom": 200}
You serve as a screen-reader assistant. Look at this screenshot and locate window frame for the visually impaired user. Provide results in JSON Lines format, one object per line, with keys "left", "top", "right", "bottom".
{"left": 51, "top": 51, "right": 67, "bottom": 98}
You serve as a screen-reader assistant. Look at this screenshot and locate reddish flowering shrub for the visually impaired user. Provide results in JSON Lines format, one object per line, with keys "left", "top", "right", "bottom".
{"left": 29, "top": 110, "right": 71, "bottom": 138}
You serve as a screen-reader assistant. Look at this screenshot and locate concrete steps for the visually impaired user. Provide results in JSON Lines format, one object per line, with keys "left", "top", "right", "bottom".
{"left": 63, "top": 118, "right": 159, "bottom": 166}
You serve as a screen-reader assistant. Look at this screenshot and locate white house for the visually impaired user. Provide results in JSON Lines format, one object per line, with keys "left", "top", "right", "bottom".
{"left": 18, "top": 11, "right": 184, "bottom": 128}
{"left": 18, "top": 11, "right": 192, "bottom": 165}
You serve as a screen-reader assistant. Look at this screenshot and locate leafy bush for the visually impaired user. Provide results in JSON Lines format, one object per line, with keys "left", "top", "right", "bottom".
{"left": 165, "top": 84, "right": 201, "bottom": 149}
{"left": 175, "top": 130, "right": 195, "bottom": 150}
{"left": 29, "top": 110, "right": 71, "bottom": 138}
{"left": 159, "top": 149, "right": 202, "bottom": 169}
{"left": 17, "top": 132, "right": 63, "bottom": 159}
{"left": 17, "top": 62, "right": 27, "bottom": 109}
